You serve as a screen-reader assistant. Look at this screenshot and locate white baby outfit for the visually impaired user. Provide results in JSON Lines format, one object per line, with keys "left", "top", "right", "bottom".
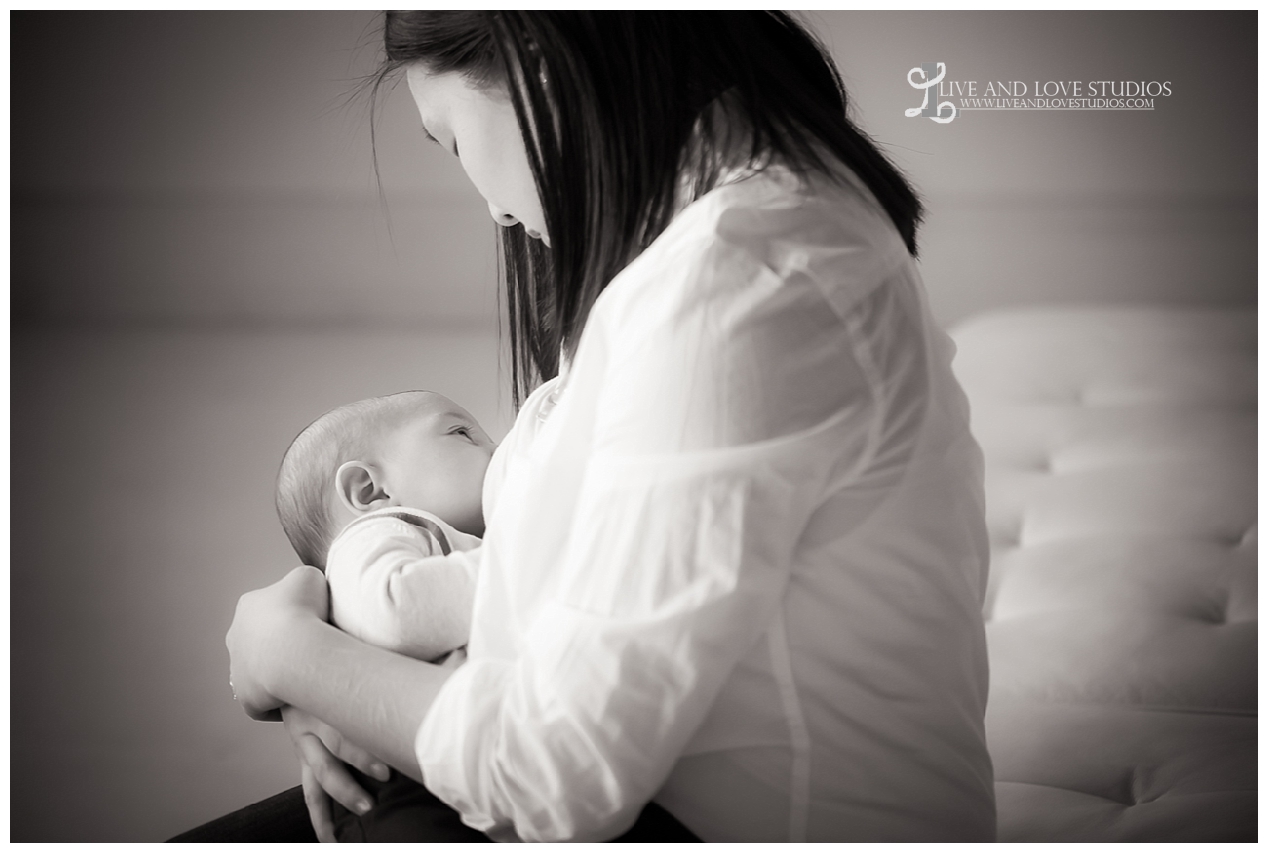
{"left": 326, "top": 507, "right": 481, "bottom": 663}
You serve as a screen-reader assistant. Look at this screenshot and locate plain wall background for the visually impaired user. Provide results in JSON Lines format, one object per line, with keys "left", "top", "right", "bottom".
{"left": 9, "top": 11, "right": 1256, "bottom": 841}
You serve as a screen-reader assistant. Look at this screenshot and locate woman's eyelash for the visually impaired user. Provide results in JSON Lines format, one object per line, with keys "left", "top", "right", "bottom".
{"left": 423, "top": 129, "right": 458, "bottom": 158}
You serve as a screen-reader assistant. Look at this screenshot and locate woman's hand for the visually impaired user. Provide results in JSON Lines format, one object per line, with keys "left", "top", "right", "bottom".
{"left": 228, "top": 565, "right": 451, "bottom": 792}
{"left": 226, "top": 565, "right": 330, "bottom": 720}
{"left": 282, "top": 705, "right": 392, "bottom": 842}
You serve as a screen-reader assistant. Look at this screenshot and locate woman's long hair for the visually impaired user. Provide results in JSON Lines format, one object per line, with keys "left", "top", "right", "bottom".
{"left": 380, "top": 12, "right": 923, "bottom": 406}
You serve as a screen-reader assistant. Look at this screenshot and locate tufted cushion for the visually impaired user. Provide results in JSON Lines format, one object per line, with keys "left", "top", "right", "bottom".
{"left": 950, "top": 306, "right": 1256, "bottom": 842}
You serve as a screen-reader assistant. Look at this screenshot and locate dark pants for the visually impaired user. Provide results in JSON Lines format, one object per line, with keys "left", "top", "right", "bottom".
{"left": 170, "top": 770, "right": 699, "bottom": 842}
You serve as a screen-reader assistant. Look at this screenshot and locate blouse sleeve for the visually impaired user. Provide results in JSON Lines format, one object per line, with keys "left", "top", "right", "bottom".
{"left": 326, "top": 518, "right": 476, "bottom": 662}
{"left": 415, "top": 194, "right": 911, "bottom": 841}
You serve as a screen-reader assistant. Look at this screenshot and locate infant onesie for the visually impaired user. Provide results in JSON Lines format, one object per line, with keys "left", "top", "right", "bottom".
{"left": 325, "top": 506, "right": 481, "bottom": 663}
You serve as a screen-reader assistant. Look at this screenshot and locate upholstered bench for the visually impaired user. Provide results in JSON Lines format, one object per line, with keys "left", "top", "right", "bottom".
{"left": 950, "top": 305, "right": 1256, "bottom": 842}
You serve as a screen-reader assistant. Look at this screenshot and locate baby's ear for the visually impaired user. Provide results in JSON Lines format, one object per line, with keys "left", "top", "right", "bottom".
{"left": 335, "top": 461, "right": 391, "bottom": 514}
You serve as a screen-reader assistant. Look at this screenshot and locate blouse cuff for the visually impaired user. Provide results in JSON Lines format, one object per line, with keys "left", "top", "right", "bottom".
{"left": 415, "top": 657, "right": 515, "bottom": 840}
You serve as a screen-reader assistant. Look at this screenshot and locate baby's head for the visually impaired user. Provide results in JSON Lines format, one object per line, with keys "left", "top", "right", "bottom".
{"left": 276, "top": 391, "right": 496, "bottom": 569}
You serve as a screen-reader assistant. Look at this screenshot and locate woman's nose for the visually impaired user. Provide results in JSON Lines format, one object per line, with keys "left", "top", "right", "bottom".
{"left": 489, "top": 204, "right": 518, "bottom": 228}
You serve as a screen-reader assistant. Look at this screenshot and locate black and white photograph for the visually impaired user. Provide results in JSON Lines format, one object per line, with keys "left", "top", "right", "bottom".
{"left": 10, "top": 10, "right": 1256, "bottom": 842}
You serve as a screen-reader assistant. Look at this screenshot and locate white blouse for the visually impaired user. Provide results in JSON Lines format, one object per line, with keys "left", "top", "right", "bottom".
{"left": 414, "top": 165, "right": 996, "bottom": 842}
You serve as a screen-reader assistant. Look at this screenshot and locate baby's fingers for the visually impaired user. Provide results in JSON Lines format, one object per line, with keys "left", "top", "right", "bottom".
{"left": 296, "top": 732, "right": 375, "bottom": 817}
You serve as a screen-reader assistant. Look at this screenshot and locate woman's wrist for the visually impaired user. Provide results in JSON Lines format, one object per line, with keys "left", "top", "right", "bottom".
{"left": 273, "top": 624, "right": 450, "bottom": 781}
{"left": 261, "top": 606, "right": 335, "bottom": 709}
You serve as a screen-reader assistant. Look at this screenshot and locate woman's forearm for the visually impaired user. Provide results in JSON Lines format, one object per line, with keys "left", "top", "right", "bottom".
{"left": 267, "top": 613, "right": 452, "bottom": 783}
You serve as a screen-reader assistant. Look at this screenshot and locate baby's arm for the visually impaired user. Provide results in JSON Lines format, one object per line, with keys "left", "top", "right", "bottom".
{"left": 325, "top": 516, "right": 477, "bottom": 661}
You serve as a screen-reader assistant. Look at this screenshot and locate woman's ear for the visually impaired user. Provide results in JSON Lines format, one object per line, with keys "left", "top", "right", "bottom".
{"left": 334, "top": 461, "right": 392, "bottom": 515}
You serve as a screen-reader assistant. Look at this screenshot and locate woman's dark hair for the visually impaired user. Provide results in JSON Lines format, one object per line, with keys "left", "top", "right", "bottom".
{"left": 379, "top": 12, "right": 923, "bottom": 406}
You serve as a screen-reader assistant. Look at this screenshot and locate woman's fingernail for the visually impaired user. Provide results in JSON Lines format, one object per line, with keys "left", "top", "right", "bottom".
{"left": 371, "top": 763, "right": 390, "bottom": 781}
{"left": 356, "top": 800, "right": 373, "bottom": 815}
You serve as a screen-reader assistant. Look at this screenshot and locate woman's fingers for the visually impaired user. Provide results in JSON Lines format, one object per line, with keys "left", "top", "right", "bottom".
{"left": 301, "top": 763, "right": 337, "bottom": 843}
{"left": 295, "top": 731, "right": 375, "bottom": 816}
{"left": 282, "top": 705, "right": 390, "bottom": 782}
{"left": 225, "top": 565, "right": 330, "bottom": 720}
{"left": 322, "top": 726, "right": 391, "bottom": 782}
{"left": 280, "top": 564, "right": 331, "bottom": 621}
{"left": 284, "top": 706, "right": 381, "bottom": 839}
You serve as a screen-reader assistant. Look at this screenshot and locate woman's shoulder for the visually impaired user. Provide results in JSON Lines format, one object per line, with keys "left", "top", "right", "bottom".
{"left": 706, "top": 165, "right": 910, "bottom": 286}
{"left": 593, "top": 164, "right": 912, "bottom": 337}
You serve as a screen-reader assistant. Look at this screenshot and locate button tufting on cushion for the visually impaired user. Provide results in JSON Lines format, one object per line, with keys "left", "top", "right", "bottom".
{"left": 951, "top": 306, "right": 1256, "bottom": 842}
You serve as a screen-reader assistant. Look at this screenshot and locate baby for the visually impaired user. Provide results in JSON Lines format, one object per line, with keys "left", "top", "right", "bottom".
{"left": 276, "top": 389, "right": 496, "bottom": 663}
{"left": 275, "top": 390, "right": 498, "bottom": 840}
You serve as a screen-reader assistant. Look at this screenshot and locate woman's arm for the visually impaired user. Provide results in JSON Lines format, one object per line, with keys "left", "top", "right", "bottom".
{"left": 226, "top": 565, "right": 452, "bottom": 783}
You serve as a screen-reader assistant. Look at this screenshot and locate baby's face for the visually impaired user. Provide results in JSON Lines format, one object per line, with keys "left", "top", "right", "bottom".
{"left": 379, "top": 395, "right": 497, "bottom": 536}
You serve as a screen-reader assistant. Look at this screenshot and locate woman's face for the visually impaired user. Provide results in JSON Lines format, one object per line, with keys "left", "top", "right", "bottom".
{"left": 406, "top": 64, "right": 549, "bottom": 246}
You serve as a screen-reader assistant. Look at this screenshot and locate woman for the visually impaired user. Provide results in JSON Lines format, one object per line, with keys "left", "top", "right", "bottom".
{"left": 219, "top": 11, "right": 995, "bottom": 842}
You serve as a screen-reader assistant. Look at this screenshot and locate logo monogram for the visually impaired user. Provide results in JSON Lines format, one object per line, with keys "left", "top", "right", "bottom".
{"left": 906, "top": 62, "right": 957, "bottom": 124}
